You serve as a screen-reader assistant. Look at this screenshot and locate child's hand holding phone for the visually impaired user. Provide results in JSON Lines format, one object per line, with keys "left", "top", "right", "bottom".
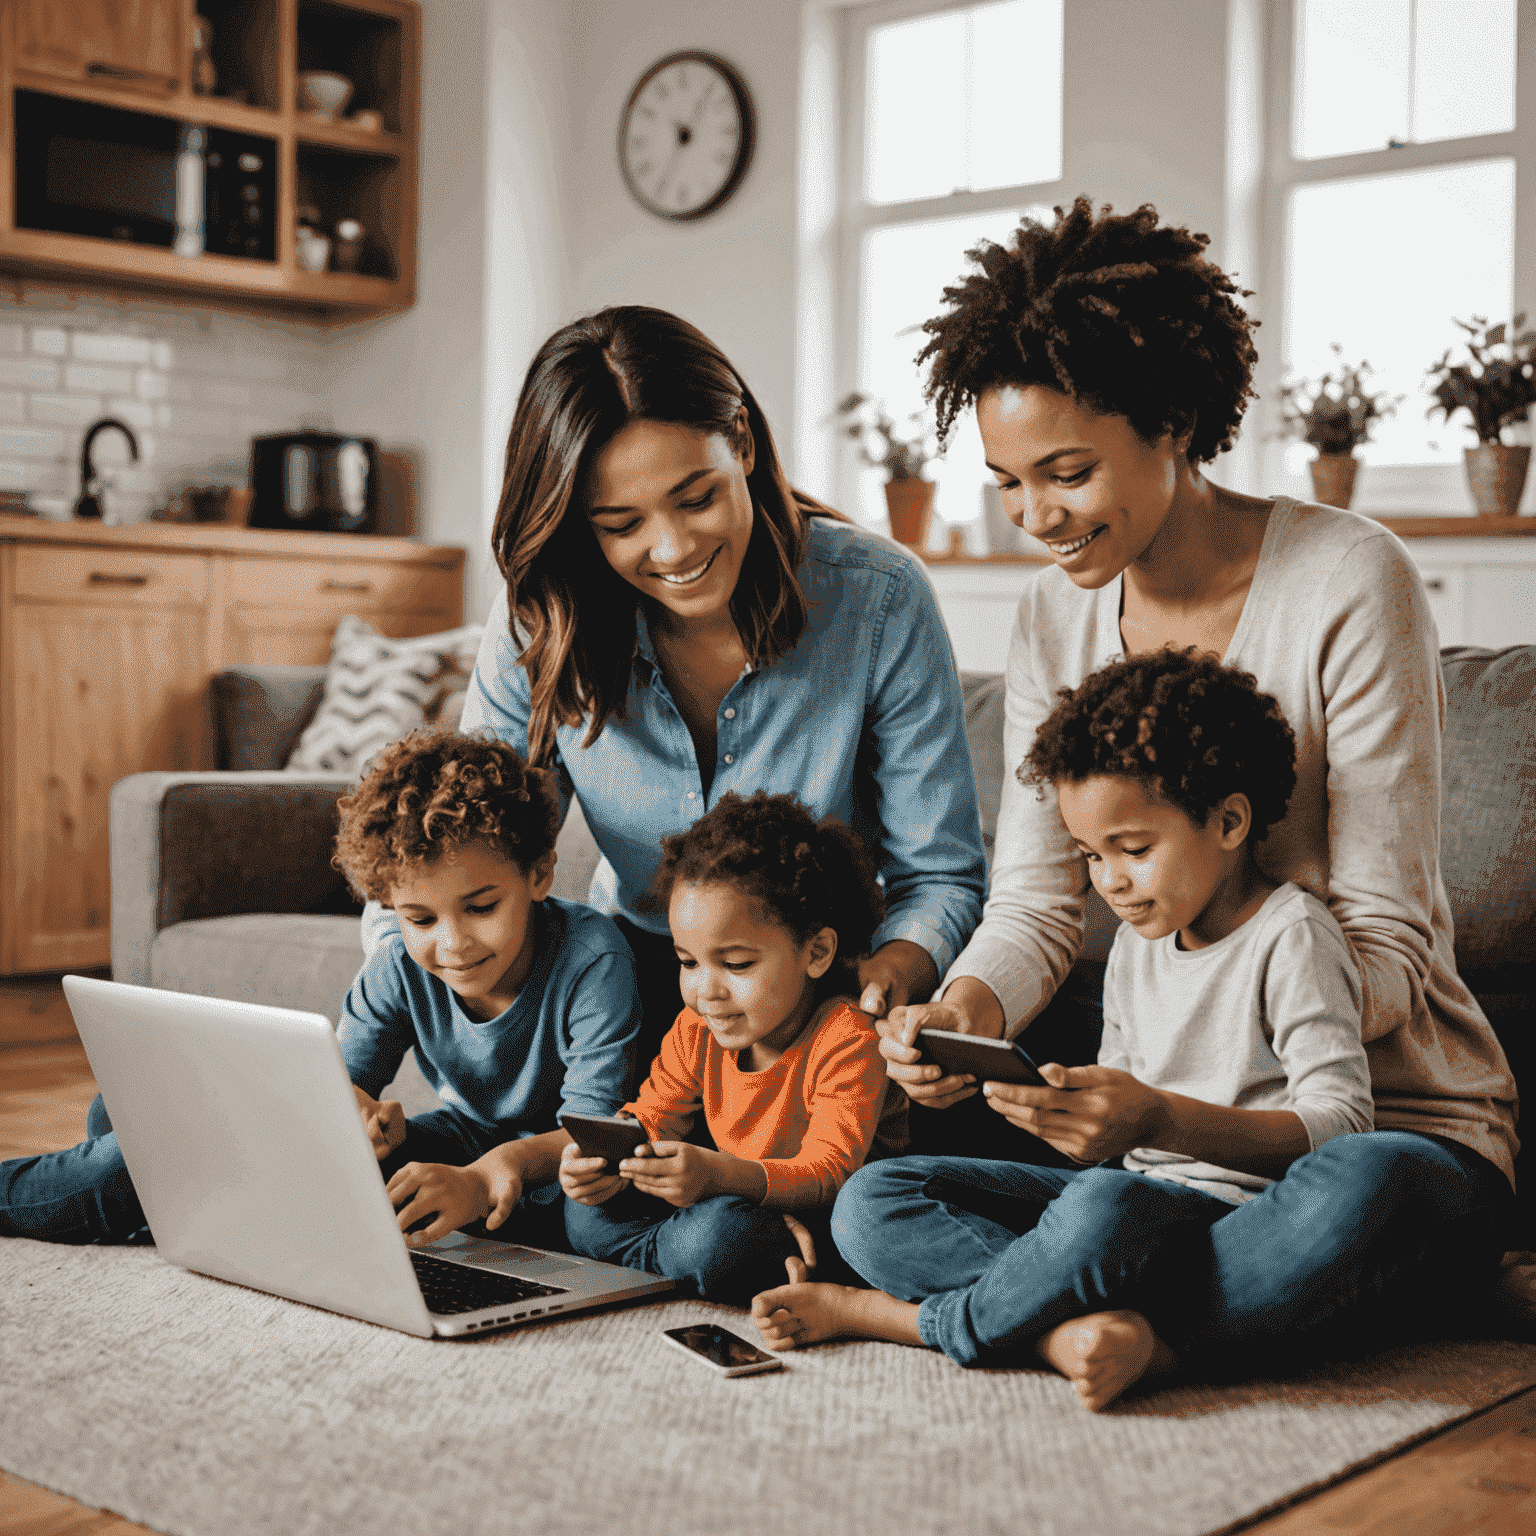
{"left": 558, "top": 1139, "right": 632, "bottom": 1206}
{"left": 354, "top": 1085, "right": 406, "bottom": 1160}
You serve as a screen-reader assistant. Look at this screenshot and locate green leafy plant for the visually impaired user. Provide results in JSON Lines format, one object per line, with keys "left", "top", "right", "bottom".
{"left": 1426, "top": 315, "right": 1536, "bottom": 444}
{"left": 832, "top": 392, "right": 940, "bottom": 481}
{"left": 1277, "top": 346, "right": 1401, "bottom": 456}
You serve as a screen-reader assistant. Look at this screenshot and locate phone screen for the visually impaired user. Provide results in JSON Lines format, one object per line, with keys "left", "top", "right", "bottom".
{"left": 664, "top": 1324, "right": 777, "bottom": 1369}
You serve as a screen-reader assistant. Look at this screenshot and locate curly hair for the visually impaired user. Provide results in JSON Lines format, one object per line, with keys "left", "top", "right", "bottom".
{"left": 917, "top": 196, "right": 1259, "bottom": 463}
{"left": 1021, "top": 650, "right": 1297, "bottom": 843}
{"left": 654, "top": 791, "right": 886, "bottom": 979}
{"left": 334, "top": 730, "right": 560, "bottom": 902}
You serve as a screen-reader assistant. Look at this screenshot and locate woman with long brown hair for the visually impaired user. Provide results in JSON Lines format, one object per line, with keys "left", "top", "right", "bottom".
{"left": 437, "top": 305, "right": 987, "bottom": 1073}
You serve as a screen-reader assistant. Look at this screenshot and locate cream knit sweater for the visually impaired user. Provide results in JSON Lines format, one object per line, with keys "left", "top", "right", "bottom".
{"left": 943, "top": 497, "right": 1518, "bottom": 1185}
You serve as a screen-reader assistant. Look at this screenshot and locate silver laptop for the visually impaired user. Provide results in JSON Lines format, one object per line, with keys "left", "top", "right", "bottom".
{"left": 63, "top": 975, "right": 674, "bottom": 1338}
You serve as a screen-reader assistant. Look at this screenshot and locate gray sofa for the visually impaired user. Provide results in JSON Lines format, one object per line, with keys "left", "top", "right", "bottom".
{"left": 109, "top": 648, "right": 1536, "bottom": 1242}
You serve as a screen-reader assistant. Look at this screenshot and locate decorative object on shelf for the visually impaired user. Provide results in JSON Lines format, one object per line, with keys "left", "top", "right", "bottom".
{"left": 191, "top": 15, "right": 218, "bottom": 96}
{"left": 332, "top": 219, "right": 366, "bottom": 273}
{"left": 73, "top": 418, "right": 140, "bottom": 521}
{"left": 295, "top": 207, "right": 331, "bottom": 273}
{"left": 1276, "top": 345, "right": 1400, "bottom": 510}
{"left": 1428, "top": 314, "right": 1536, "bottom": 517}
{"left": 297, "top": 70, "right": 355, "bottom": 121}
{"left": 349, "top": 109, "right": 384, "bottom": 133}
{"left": 618, "top": 51, "right": 755, "bottom": 221}
{"left": 832, "top": 392, "right": 941, "bottom": 548}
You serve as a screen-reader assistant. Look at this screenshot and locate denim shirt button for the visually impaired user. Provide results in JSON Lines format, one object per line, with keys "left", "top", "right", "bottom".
{"left": 687, "top": 791, "right": 696, "bottom": 800}
{"left": 723, "top": 754, "right": 734, "bottom": 765}
{"left": 723, "top": 707, "right": 735, "bottom": 719}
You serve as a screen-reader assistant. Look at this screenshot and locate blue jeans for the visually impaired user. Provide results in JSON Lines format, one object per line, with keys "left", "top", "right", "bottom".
{"left": 0, "top": 1096, "right": 567, "bottom": 1250}
{"left": 832, "top": 1132, "right": 1511, "bottom": 1372}
{"left": 0, "top": 1095, "right": 149, "bottom": 1243}
{"left": 565, "top": 1184, "right": 836, "bottom": 1303}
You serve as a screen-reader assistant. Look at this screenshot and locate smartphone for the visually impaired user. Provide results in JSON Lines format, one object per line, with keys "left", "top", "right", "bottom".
{"left": 558, "top": 1111, "right": 651, "bottom": 1167}
{"left": 916, "top": 1027, "right": 1048, "bottom": 1087}
{"left": 662, "top": 1324, "right": 784, "bottom": 1377}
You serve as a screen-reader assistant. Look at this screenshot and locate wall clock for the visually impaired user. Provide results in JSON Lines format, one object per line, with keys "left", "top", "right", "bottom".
{"left": 618, "top": 51, "right": 755, "bottom": 222}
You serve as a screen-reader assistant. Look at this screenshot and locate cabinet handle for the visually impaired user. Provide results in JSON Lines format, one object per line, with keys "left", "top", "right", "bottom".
{"left": 86, "top": 61, "right": 178, "bottom": 89}
{"left": 322, "top": 579, "right": 374, "bottom": 593}
{"left": 88, "top": 571, "right": 150, "bottom": 587}
{"left": 1423, "top": 577, "right": 1445, "bottom": 593}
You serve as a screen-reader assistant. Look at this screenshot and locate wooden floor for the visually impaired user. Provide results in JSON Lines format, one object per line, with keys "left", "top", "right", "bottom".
{"left": 2, "top": 975, "right": 1534, "bottom": 1536}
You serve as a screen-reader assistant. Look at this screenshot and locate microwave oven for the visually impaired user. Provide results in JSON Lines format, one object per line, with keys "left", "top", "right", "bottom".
{"left": 13, "top": 90, "right": 276, "bottom": 261}
{"left": 250, "top": 434, "right": 380, "bottom": 534}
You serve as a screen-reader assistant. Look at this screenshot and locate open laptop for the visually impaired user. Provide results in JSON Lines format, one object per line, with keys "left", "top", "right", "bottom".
{"left": 63, "top": 974, "right": 675, "bottom": 1338}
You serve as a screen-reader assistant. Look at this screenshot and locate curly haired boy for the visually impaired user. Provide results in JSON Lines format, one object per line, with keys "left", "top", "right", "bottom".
{"left": 333, "top": 730, "right": 642, "bottom": 1251}
{"left": 754, "top": 652, "right": 1374, "bottom": 1411}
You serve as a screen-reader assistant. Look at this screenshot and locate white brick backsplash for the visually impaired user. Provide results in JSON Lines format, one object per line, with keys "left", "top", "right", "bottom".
{"left": 105, "top": 397, "right": 156, "bottom": 431}
{"left": 0, "top": 426, "right": 67, "bottom": 460}
{"left": 150, "top": 341, "right": 173, "bottom": 371}
{"left": 30, "top": 327, "right": 68, "bottom": 357}
{"left": 0, "top": 459, "right": 66, "bottom": 493}
{"left": 0, "top": 392, "right": 23, "bottom": 425}
{"left": 135, "top": 369, "right": 169, "bottom": 401}
{"left": 164, "top": 405, "right": 234, "bottom": 438}
{"left": 203, "top": 379, "right": 253, "bottom": 409}
{"left": 72, "top": 332, "right": 154, "bottom": 365}
{"left": 0, "top": 357, "right": 61, "bottom": 390}
{"left": 65, "top": 363, "right": 134, "bottom": 395}
{"left": 30, "top": 395, "right": 107, "bottom": 428}
{"left": 0, "top": 325, "right": 22, "bottom": 356}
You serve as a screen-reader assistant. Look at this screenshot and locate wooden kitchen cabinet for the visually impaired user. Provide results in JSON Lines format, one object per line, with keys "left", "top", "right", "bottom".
{"left": 9, "top": 0, "right": 183, "bottom": 93}
{"left": 0, "top": 518, "right": 464, "bottom": 974}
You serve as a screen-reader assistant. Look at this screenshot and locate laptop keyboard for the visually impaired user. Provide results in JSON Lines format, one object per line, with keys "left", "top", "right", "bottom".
{"left": 410, "top": 1250, "right": 570, "bottom": 1316}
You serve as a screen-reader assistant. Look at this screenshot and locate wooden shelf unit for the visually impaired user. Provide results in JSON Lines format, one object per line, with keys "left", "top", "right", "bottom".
{"left": 0, "top": 0, "right": 419, "bottom": 319}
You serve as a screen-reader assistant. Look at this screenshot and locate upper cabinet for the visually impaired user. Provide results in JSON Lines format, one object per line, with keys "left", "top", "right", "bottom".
{"left": 10, "top": 0, "right": 184, "bottom": 94}
{"left": 0, "top": 0, "right": 419, "bottom": 320}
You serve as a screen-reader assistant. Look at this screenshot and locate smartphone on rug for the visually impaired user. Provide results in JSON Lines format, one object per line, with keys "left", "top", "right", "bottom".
{"left": 558, "top": 1111, "right": 651, "bottom": 1168}
{"left": 662, "top": 1324, "right": 784, "bottom": 1377}
{"left": 916, "top": 1028, "right": 1049, "bottom": 1087}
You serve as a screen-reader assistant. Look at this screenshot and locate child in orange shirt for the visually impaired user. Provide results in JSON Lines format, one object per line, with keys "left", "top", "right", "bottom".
{"left": 559, "top": 791, "right": 905, "bottom": 1302}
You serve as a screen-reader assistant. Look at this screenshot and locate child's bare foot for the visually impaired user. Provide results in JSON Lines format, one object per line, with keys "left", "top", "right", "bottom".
{"left": 1035, "top": 1310, "right": 1176, "bottom": 1411}
{"left": 751, "top": 1282, "right": 923, "bottom": 1351}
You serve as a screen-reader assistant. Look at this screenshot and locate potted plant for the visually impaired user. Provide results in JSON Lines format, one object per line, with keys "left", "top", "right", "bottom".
{"left": 1427, "top": 315, "right": 1536, "bottom": 517}
{"left": 1276, "top": 346, "right": 1400, "bottom": 510}
{"left": 832, "top": 392, "right": 941, "bottom": 547}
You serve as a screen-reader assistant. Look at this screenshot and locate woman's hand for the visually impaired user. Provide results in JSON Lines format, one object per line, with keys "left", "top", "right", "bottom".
{"left": 386, "top": 1160, "right": 522, "bottom": 1247}
{"left": 856, "top": 940, "right": 939, "bottom": 1019}
{"left": 874, "top": 978, "right": 1008, "bottom": 1110}
{"left": 559, "top": 1140, "right": 628, "bottom": 1206}
{"left": 354, "top": 1085, "right": 407, "bottom": 1160}
{"left": 981, "top": 1064, "right": 1167, "bottom": 1163}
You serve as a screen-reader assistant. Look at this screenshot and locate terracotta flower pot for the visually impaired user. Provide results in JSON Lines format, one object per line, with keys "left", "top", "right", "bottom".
{"left": 884, "top": 477, "right": 935, "bottom": 548}
{"left": 1463, "top": 443, "right": 1531, "bottom": 518}
{"left": 1309, "top": 452, "right": 1359, "bottom": 510}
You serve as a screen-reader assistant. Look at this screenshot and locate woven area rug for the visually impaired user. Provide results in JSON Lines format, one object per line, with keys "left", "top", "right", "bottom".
{"left": 4, "top": 1239, "right": 1536, "bottom": 1536}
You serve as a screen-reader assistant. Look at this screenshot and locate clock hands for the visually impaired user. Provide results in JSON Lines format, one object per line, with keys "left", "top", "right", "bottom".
{"left": 655, "top": 79, "right": 717, "bottom": 209}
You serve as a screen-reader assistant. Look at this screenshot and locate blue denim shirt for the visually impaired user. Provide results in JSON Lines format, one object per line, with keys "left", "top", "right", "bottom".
{"left": 461, "top": 517, "right": 986, "bottom": 975}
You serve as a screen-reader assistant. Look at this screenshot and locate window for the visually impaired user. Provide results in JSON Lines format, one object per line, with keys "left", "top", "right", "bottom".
{"left": 1265, "top": 0, "right": 1532, "bottom": 506}
{"left": 837, "top": 0, "right": 1065, "bottom": 534}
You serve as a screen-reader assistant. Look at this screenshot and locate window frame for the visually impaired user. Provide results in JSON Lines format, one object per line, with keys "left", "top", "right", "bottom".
{"left": 833, "top": 0, "right": 1067, "bottom": 528}
{"left": 1257, "top": 0, "right": 1536, "bottom": 510}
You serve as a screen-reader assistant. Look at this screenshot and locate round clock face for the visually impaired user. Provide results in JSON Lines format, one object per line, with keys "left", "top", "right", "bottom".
{"left": 619, "top": 51, "right": 755, "bottom": 222}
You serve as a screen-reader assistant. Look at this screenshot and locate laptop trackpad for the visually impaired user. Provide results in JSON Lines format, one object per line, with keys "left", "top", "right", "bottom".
{"left": 427, "top": 1231, "right": 582, "bottom": 1278}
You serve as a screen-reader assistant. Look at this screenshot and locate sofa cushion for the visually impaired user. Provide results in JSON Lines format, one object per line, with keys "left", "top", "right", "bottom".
{"left": 1440, "top": 645, "right": 1536, "bottom": 995}
{"left": 210, "top": 666, "right": 327, "bottom": 770}
{"left": 149, "top": 913, "right": 441, "bottom": 1116}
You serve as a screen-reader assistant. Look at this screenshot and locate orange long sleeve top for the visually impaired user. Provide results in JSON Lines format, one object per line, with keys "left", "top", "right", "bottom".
{"left": 622, "top": 1000, "right": 902, "bottom": 1210}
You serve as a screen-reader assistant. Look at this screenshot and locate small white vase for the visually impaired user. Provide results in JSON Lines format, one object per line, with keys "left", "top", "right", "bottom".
{"left": 295, "top": 227, "right": 331, "bottom": 274}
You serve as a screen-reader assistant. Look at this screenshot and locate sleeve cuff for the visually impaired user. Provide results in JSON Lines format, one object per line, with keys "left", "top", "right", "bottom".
{"left": 871, "top": 915, "right": 954, "bottom": 979}
{"left": 938, "top": 948, "right": 1056, "bottom": 1039}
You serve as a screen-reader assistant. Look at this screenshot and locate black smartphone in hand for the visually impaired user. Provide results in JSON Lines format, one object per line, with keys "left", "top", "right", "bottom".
{"left": 916, "top": 1028, "right": 1048, "bottom": 1087}
{"left": 558, "top": 1112, "right": 650, "bottom": 1167}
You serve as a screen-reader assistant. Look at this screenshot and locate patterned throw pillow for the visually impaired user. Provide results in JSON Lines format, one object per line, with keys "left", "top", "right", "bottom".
{"left": 284, "top": 615, "right": 484, "bottom": 778}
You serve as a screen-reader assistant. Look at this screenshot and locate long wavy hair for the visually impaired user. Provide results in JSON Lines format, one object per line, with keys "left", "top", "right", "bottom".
{"left": 491, "top": 306, "right": 838, "bottom": 766}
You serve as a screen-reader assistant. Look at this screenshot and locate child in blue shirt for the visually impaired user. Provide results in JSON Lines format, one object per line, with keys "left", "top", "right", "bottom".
{"left": 0, "top": 731, "right": 640, "bottom": 1250}
{"left": 333, "top": 730, "right": 643, "bottom": 1250}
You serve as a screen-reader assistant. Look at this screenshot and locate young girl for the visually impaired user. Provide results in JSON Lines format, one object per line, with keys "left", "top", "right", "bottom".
{"left": 559, "top": 791, "right": 905, "bottom": 1302}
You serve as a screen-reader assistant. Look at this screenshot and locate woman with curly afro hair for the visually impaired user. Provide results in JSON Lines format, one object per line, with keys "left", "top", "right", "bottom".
{"left": 869, "top": 197, "right": 1520, "bottom": 1372}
